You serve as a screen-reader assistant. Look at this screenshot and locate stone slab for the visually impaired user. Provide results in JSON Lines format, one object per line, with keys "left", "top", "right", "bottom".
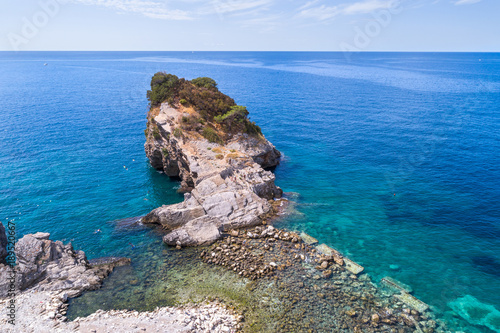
{"left": 381, "top": 276, "right": 413, "bottom": 294}
{"left": 316, "top": 243, "right": 335, "bottom": 256}
{"left": 299, "top": 232, "right": 318, "bottom": 245}
{"left": 394, "top": 292, "right": 429, "bottom": 313}
{"left": 344, "top": 258, "right": 364, "bottom": 274}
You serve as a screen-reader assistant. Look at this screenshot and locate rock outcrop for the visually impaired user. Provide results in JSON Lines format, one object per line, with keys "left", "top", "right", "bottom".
{"left": 0, "top": 232, "right": 130, "bottom": 299}
{"left": 0, "top": 222, "right": 7, "bottom": 264}
{"left": 144, "top": 90, "right": 283, "bottom": 246}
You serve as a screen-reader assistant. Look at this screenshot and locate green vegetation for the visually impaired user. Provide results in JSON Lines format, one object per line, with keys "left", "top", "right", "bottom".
{"left": 147, "top": 72, "right": 179, "bottom": 106}
{"left": 147, "top": 72, "right": 264, "bottom": 142}
{"left": 202, "top": 126, "right": 223, "bottom": 145}
{"left": 215, "top": 154, "right": 224, "bottom": 160}
{"left": 245, "top": 120, "right": 262, "bottom": 136}
{"left": 191, "top": 77, "right": 217, "bottom": 89}
{"left": 161, "top": 148, "right": 169, "bottom": 156}
{"left": 173, "top": 128, "right": 183, "bottom": 138}
{"left": 214, "top": 105, "right": 248, "bottom": 123}
{"left": 152, "top": 126, "right": 161, "bottom": 140}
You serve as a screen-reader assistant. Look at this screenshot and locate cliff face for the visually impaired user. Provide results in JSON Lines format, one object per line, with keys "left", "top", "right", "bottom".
{"left": 143, "top": 78, "right": 283, "bottom": 246}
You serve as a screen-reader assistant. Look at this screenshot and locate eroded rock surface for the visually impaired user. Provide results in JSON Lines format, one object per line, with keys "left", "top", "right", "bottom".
{"left": 144, "top": 103, "right": 283, "bottom": 246}
{"left": 0, "top": 232, "right": 130, "bottom": 299}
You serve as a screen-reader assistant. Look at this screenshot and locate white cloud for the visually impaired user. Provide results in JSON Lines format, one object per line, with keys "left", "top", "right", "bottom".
{"left": 343, "top": 0, "right": 397, "bottom": 14}
{"left": 240, "top": 14, "right": 282, "bottom": 32}
{"left": 297, "top": 0, "right": 399, "bottom": 21}
{"left": 454, "top": 0, "right": 481, "bottom": 4}
{"left": 297, "top": 5, "right": 340, "bottom": 21}
{"left": 70, "top": 0, "right": 193, "bottom": 20}
{"left": 210, "top": 0, "right": 272, "bottom": 14}
{"left": 70, "top": 0, "right": 276, "bottom": 21}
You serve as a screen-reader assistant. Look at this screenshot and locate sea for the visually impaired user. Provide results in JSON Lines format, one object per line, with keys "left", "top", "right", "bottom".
{"left": 1, "top": 51, "right": 499, "bottom": 332}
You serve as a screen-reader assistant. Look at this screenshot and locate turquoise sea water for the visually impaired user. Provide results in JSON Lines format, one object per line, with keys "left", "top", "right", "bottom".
{"left": 1, "top": 52, "right": 499, "bottom": 332}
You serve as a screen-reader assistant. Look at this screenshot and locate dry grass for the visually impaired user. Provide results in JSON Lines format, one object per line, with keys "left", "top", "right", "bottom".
{"left": 211, "top": 147, "right": 224, "bottom": 154}
{"left": 226, "top": 153, "right": 239, "bottom": 159}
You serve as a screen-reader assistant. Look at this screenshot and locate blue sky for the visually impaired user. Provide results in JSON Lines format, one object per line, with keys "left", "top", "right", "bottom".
{"left": 1, "top": 0, "right": 498, "bottom": 51}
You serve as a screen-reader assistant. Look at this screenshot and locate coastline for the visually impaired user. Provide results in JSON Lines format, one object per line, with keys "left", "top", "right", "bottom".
{"left": 132, "top": 73, "right": 449, "bottom": 332}
{"left": 0, "top": 73, "right": 453, "bottom": 332}
{"left": 0, "top": 219, "right": 450, "bottom": 332}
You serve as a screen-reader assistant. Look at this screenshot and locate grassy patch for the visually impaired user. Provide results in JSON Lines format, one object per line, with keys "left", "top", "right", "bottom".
{"left": 152, "top": 126, "right": 161, "bottom": 140}
{"left": 173, "top": 128, "right": 182, "bottom": 138}
{"left": 202, "top": 126, "right": 223, "bottom": 145}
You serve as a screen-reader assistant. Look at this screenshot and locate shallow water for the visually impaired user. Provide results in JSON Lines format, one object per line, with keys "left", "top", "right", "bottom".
{"left": 1, "top": 51, "right": 499, "bottom": 332}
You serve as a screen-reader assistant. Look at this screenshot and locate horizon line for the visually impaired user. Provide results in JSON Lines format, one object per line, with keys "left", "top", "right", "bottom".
{"left": 1, "top": 50, "right": 499, "bottom": 53}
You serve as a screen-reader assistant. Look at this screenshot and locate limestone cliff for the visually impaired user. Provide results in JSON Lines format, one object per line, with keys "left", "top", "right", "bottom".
{"left": 143, "top": 74, "right": 283, "bottom": 246}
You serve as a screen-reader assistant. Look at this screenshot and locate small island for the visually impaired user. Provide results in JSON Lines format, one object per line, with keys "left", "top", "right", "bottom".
{"left": 143, "top": 72, "right": 284, "bottom": 246}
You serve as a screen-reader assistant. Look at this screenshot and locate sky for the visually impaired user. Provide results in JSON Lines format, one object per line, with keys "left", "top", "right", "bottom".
{"left": 0, "top": 0, "right": 499, "bottom": 51}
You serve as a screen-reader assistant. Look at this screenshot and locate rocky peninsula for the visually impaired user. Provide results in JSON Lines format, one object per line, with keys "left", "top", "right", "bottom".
{"left": 0, "top": 226, "right": 128, "bottom": 330}
{"left": 143, "top": 73, "right": 283, "bottom": 246}
{"left": 139, "top": 73, "right": 451, "bottom": 332}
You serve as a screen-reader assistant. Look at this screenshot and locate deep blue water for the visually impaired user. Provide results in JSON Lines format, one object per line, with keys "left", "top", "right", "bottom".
{"left": 1, "top": 51, "right": 499, "bottom": 332}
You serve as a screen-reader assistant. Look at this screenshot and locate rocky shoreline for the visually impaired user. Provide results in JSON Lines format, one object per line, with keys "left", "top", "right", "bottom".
{"left": 0, "top": 231, "right": 130, "bottom": 300}
{"left": 0, "top": 225, "right": 241, "bottom": 333}
{"left": 197, "top": 224, "right": 449, "bottom": 333}
{"left": 0, "top": 289, "right": 240, "bottom": 333}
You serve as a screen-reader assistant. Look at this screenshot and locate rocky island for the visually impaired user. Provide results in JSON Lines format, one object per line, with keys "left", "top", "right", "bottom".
{"left": 143, "top": 73, "right": 284, "bottom": 246}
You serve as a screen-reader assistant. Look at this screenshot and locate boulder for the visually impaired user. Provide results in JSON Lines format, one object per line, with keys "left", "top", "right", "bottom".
{"left": 163, "top": 216, "right": 221, "bottom": 246}
{"left": 143, "top": 193, "right": 205, "bottom": 230}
